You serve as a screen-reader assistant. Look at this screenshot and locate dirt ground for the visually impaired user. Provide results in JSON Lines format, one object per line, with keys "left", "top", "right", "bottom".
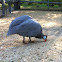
{"left": 0, "top": 10, "right": 62, "bottom": 62}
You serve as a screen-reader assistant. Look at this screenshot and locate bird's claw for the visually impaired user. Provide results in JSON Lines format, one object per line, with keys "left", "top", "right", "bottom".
{"left": 29, "top": 41, "right": 35, "bottom": 43}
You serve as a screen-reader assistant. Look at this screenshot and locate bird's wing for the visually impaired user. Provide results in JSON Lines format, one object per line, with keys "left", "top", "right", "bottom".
{"left": 9, "top": 15, "right": 32, "bottom": 28}
{"left": 17, "top": 19, "right": 42, "bottom": 37}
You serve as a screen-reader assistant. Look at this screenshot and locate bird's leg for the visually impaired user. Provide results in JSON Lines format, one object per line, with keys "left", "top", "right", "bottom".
{"left": 23, "top": 36, "right": 25, "bottom": 43}
{"left": 29, "top": 37, "right": 31, "bottom": 43}
{"left": 29, "top": 37, "right": 35, "bottom": 43}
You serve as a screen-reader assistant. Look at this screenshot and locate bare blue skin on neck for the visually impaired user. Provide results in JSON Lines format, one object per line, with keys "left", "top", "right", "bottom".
{"left": 43, "top": 36, "right": 47, "bottom": 39}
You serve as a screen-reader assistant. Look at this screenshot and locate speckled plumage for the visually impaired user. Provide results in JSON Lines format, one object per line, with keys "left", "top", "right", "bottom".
{"left": 7, "top": 15, "right": 47, "bottom": 43}
{"left": 7, "top": 15, "right": 43, "bottom": 37}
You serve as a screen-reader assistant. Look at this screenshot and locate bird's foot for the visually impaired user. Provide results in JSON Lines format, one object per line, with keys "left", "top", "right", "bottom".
{"left": 23, "top": 41, "right": 28, "bottom": 44}
{"left": 29, "top": 41, "right": 35, "bottom": 43}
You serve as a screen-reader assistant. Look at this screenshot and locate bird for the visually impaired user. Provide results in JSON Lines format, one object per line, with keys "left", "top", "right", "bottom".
{"left": 7, "top": 15, "right": 47, "bottom": 43}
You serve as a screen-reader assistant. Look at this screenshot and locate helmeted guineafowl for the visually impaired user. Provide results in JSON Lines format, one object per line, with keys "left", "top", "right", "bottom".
{"left": 7, "top": 15, "right": 47, "bottom": 43}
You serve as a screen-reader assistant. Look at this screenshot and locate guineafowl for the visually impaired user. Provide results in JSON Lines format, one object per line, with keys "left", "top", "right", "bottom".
{"left": 7, "top": 15, "right": 47, "bottom": 43}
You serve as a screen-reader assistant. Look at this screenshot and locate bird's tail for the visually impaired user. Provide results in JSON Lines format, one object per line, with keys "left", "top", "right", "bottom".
{"left": 7, "top": 30, "right": 14, "bottom": 36}
{"left": 7, "top": 31, "right": 11, "bottom": 36}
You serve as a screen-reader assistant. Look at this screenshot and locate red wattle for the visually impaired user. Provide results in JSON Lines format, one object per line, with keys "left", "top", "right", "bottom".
{"left": 45, "top": 40, "right": 47, "bottom": 42}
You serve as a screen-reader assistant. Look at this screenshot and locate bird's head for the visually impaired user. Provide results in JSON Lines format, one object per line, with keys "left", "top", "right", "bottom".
{"left": 42, "top": 35, "right": 47, "bottom": 42}
{"left": 35, "top": 34, "right": 47, "bottom": 42}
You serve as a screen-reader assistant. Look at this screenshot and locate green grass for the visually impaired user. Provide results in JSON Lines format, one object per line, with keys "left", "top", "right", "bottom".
{"left": 53, "top": 5, "right": 59, "bottom": 8}
{"left": 0, "top": 3, "right": 62, "bottom": 10}
{"left": 20, "top": 3, "right": 48, "bottom": 10}
{"left": 0, "top": 4, "right": 2, "bottom": 7}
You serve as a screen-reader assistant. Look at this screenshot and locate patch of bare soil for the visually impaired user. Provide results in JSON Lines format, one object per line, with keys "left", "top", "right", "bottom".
{"left": 0, "top": 11, "right": 62, "bottom": 62}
